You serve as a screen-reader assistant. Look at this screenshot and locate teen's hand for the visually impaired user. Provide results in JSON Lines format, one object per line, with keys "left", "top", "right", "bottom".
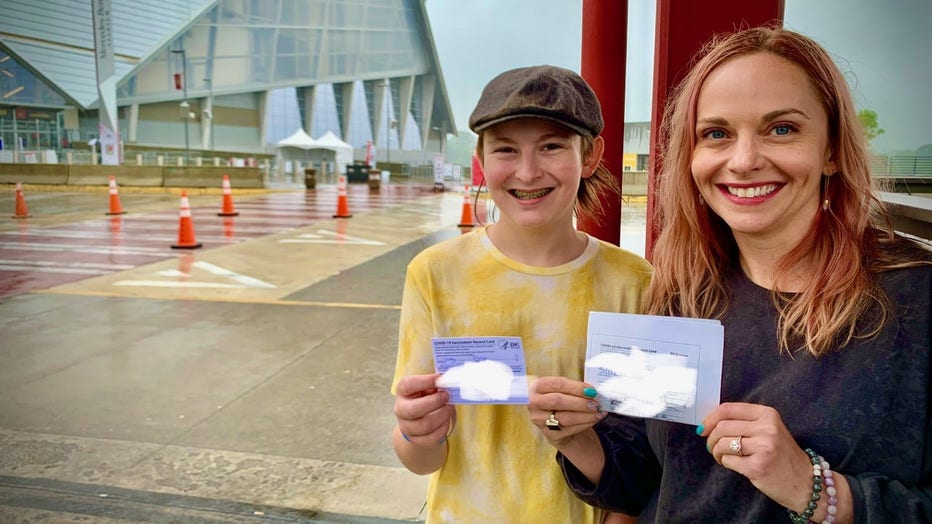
{"left": 393, "top": 373, "right": 456, "bottom": 446}
{"left": 528, "top": 376, "right": 606, "bottom": 448}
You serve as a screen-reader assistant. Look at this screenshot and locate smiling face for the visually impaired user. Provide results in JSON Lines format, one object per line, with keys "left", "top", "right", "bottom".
{"left": 691, "top": 52, "right": 836, "bottom": 247}
{"left": 481, "top": 118, "right": 597, "bottom": 233}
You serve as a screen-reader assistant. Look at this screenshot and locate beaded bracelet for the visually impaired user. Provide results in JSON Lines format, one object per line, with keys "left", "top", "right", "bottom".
{"left": 787, "top": 448, "right": 838, "bottom": 524}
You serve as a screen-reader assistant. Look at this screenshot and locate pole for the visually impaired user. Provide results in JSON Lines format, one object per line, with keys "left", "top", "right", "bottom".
{"left": 172, "top": 48, "right": 190, "bottom": 163}
{"left": 383, "top": 80, "right": 390, "bottom": 166}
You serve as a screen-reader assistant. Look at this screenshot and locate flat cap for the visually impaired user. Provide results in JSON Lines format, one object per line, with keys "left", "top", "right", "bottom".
{"left": 468, "top": 65, "right": 603, "bottom": 137}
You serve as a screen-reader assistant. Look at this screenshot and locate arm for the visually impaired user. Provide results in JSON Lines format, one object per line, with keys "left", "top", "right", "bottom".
{"left": 528, "top": 377, "right": 661, "bottom": 514}
{"left": 391, "top": 266, "right": 455, "bottom": 475}
{"left": 391, "top": 373, "right": 455, "bottom": 475}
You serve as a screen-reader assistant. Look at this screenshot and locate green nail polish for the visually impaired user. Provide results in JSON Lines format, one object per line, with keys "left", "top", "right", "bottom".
{"left": 695, "top": 424, "right": 704, "bottom": 435}
{"left": 706, "top": 443, "right": 711, "bottom": 452}
{"left": 584, "top": 387, "right": 597, "bottom": 398}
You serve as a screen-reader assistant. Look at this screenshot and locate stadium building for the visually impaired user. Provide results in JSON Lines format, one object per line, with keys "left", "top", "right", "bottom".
{"left": 0, "top": 0, "right": 456, "bottom": 170}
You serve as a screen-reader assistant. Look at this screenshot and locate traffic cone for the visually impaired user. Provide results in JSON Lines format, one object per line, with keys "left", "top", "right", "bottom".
{"left": 457, "top": 185, "right": 475, "bottom": 228}
{"left": 11, "top": 181, "right": 30, "bottom": 218}
{"left": 105, "top": 176, "right": 126, "bottom": 215}
{"left": 332, "top": 175, "right": 353, "bottom": 218}
{"left": 171, "top": 190, "right": 203, "bottom": 249}
{"left": 217, "top": 174, "right": 239, "bottom": 216}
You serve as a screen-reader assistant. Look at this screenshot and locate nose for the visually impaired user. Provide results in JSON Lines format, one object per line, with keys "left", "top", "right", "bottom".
{"left": 514, "top": 152, "right": 542, "bottom": 184}
{"left": 727, "top": 135, "right": 765, "bottom": 176}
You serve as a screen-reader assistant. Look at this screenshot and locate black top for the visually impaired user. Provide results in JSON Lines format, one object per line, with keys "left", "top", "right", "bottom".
{"left": 561, "top": 262, "right": 932, "bottom": 523}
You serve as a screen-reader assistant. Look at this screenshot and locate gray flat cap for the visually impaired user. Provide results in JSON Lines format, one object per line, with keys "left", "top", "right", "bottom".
{"left": 468, "top": 65, "right": 603, "bottom": 137}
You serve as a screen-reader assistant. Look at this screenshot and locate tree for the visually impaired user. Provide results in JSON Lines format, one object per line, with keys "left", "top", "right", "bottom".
{"left": 857, "top": 109, "right": 885, "bottom": 143}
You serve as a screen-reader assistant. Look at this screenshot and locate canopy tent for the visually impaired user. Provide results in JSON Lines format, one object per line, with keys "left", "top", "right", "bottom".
{"left": 275, "top": 129, "right": 354, "bottom": 175}
{"left": 276, "top": 128, "right": 318, "bottom": 149}
{"left": 313, "top": 131, "right": 355, "bottom": 173}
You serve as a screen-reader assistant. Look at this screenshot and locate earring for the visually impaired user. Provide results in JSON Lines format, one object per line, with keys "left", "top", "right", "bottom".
{"left": 821, "top": 175, "right": 831, "bottom": 211}
{"left": 698, "top": 193, "right": 705, "bottom": 207}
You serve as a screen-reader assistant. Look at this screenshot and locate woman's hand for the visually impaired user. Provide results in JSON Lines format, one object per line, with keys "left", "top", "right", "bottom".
{"left": 698, "top": 402, "right": 850, "bottom": 522}
{"left": 528, "top": 376, "right": 606, "bottom": 448}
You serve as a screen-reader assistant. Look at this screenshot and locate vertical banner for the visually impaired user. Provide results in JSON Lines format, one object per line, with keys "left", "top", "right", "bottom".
{"left": 365, "top": 140, "right": 373, "bottom": 166}
{"left": 92, "top": 0, "right": 121, "bottom": 165}
{"left": 432, "top": 153, "right": 446, "bottom": 188}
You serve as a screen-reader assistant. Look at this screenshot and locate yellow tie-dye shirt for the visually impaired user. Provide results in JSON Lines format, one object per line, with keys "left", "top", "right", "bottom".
{"left": 392, "top": 227, "right": 652, "bottom": 524}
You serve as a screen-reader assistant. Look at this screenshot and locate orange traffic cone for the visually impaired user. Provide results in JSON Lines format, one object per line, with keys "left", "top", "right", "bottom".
{"left": 105, "top": 176, "right": 126, "bottom": 215}
{"left": 457, "top": 185, "right": 475, "bottom": 228}
{"left": 217, "top": 174, "right": 239, "bottom": 216}
{"left": 171, "top": 190, "right": 203, "bottom": 249}
{"left": 11, "top": 181, "right": 30, "bottom": 218}
{"left": 332, "top": 175, "right": 353, "bottom": 218}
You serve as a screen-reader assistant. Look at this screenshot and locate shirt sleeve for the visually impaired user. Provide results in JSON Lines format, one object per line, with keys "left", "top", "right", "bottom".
{"left": 557, "top": 414, "right": 662, "bottom": 515}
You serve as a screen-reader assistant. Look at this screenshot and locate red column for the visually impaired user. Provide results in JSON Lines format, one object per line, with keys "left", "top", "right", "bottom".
{"left": 579, "top": 0, "right": 627, "bottom": 246}
{"left": 645, "top": 0, "right": 784, "bottom": 260}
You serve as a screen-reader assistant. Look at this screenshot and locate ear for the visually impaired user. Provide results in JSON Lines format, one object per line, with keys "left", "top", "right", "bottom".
{"left": 822, "top": 147, "right": 837, "bottom": 176}
{"left": 583, "top": 136, "right": 605, "bottom": 179}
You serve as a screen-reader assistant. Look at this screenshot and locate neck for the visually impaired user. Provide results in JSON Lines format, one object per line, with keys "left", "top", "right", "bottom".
{"left": 486, "top": 222, "right": 588, "bottom": 267}
{"left": 734, "top": 235, "right": 814, "bottom": 292}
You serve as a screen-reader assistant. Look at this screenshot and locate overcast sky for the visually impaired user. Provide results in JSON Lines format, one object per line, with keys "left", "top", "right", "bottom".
{"left": 424, "top": 0, "right": 932, "bottom": 154}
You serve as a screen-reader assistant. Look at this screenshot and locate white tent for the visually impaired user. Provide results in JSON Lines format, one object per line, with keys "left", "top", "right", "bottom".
{"left": 276, "top": 128, "right": 318, "bottom": 149}
{"left": 275, "top": 129, "right": 320, "bottom": 177}
{"left": 313, "top": 131, "right": 355, "bottom": 174}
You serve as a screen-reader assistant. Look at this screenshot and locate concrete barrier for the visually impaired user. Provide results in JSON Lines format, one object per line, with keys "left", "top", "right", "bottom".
{"left": 0, "top": 164, "right": 69, "bottom": 184}
{"left": 0, "top": 163, "right": 264, "bottom": 188}
{"left": 162, "top": 166, "right": 264, "bottom": 188}
{"left": 65, "top": 165, "right": 164, "bottom": 186}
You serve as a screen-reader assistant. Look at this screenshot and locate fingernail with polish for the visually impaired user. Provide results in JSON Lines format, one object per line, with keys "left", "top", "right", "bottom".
{"left": 584, "top": 387, "right": 597, "bottom": 398}
{"left": 695, "top": 424, "right": 704, "bottom": 435}
{"left": 587, "top": 400, "right": 600, "bottom": 411}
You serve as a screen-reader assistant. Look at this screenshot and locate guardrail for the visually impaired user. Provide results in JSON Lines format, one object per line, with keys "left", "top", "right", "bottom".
{"left": 870, "top": 155, "right": 932, "bottom": 176}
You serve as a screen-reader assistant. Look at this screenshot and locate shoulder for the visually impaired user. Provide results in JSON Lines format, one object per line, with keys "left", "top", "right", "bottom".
{"left": 591, "top": 238, "right": 654, "bottom": 280}
{"left": 406, "top": 230, "right": 486, "bottom": 278}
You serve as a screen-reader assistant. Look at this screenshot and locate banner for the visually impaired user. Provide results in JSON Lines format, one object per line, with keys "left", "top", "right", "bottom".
{"left": 92, "top": 0, "right": 121, "bottom": 165}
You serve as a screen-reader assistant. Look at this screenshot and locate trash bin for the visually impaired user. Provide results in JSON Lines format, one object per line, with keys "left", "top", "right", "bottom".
{"left": 368, "top": 169, "right": 381, "bottom": 191}
{"left": 304, "top": 168, "right": 317, "bottom": 189}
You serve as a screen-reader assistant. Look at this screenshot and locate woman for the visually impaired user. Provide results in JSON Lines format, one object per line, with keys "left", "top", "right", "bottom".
{"left": 391, "top": 65, "right": 650, "bottom": 523}
{"left": 529, "top": 27, "right": 931, "bottom": 523}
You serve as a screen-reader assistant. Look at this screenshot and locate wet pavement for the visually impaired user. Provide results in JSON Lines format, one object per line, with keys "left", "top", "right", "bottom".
{"left": 0, "top": 179, "right": 476, "bottom": 523}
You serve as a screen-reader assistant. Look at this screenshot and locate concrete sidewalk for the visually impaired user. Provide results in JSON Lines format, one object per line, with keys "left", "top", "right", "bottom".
{"left": 0, "top": 184, "right": 470, "bottom": 522}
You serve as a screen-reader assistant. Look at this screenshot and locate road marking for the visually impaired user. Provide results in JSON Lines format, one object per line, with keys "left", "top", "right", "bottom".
{"left": 0, "top": 259, "right": 134, "bottom": 275}
{"left": 115, "top": 261, "right": 275, "bottom": 289}
{"left": 279, "top": 229, "right": 385, "bottom": 245}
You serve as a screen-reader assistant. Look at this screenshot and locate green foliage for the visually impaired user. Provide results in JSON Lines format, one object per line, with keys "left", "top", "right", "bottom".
{"left": 443, "top": 130, "right": 478, "bottom": 166}
{"left": 857, "top": 109, "right": 885, "bottom": 143}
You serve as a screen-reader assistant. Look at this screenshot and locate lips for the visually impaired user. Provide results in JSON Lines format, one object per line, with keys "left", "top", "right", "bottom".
{"left": 509, "top": 188, "right": 553, "bottom": 200}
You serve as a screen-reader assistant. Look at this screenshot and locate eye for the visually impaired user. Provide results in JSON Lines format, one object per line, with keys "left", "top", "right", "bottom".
{"left": 702, "top": 129, "right": 727, "bottom": 140}
{"left": 771, "top": 124, "right": 797, "bottom": 136}
{"left": 491, "top": 145, "right": 516, "bottom": 154}
{"left": 542, "top": 142, "right": 565, "bottom": 151}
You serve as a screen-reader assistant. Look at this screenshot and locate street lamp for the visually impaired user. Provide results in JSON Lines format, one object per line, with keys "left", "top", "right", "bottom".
{"left": 171, "top": 48, "right": 190, "bottom": 163}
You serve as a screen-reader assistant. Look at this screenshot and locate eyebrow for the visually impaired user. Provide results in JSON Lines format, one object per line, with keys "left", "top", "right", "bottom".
{"left": 696, "top": 108, "right": 811, "bottom": 127}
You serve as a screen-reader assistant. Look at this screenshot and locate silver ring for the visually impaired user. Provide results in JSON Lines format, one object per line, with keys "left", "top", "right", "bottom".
{"left": 729, "top": 435, "right": 744, "bottom": 456}
{"left": 545, "top": 411, "right": 562, "bottom": 431}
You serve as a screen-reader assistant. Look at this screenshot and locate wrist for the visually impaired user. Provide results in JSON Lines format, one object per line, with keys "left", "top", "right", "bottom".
{"left": 787, "top": 448, "right": 840, "bottom": 524}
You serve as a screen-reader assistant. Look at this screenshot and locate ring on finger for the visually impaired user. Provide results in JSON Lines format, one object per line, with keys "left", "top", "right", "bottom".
{"left": 729, "top": 435, "right": 744, "bottom": 456}
{"left": 545, "top": 411, "right": 562, "bottom": 431}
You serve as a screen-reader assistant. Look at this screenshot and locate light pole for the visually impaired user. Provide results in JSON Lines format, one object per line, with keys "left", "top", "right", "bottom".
{"left": 204, "top": 77, "right": 213, "bottom": 150}
{"left": 171, "top": 48, "right": 190, "bottom": 163}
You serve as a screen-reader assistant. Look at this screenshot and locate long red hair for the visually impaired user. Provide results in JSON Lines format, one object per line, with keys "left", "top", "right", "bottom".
{"left": 647, "top": 25, "right": 929, "bottom": 355}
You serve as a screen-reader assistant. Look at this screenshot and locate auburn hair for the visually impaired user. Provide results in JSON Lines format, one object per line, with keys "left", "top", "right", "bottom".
{"left": 647, "top": 25, "right": 930, "bottom": 356}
